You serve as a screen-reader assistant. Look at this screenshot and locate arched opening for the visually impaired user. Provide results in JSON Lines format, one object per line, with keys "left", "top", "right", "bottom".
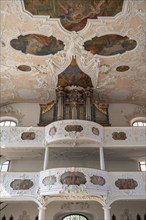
{"left": 131, "top": 117, "right": 146, "bottom": 127}
{"left": 111, "top": 200, "right": 145, "bottom": 220}
{"left": 0, "top": 119, "right": 17, "bottom": 127}
{"left": 137, "top": 214, "right": 141, "bottom": 220}
{"left": 112, "top": 214, "right": 117, "bottom": 220}
{"left": 62, "top": 214, "right": 88, "bottom": 220}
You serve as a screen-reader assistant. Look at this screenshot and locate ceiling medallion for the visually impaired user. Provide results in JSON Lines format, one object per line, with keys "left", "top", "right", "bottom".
{"left": 116, "top": 65, "right": 130, "bottom": 72}
{"left": 17, "top": 65, "right": 31, "bottom": 72}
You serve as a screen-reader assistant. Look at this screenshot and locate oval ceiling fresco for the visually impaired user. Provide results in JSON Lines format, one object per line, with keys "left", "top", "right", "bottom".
{"left": 57, "top": 59, "right": 93, "bottom": 88}
{"left": 17, "top": 65, "right": 31, "bottom": 72}
{"left": 116, "top": 65, "right": 130, "bottom": 72}
{"left": 10, "top": 34, "right": 64, "bottom": 56}
{"left": 84, "top": 35, "right": 137, "bottom": 56}
{"left": 23, "top": 0, "right": 124, "bottom": 32}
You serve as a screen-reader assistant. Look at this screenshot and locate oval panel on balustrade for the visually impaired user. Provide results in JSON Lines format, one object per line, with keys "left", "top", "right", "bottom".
{"left": 92, "top": 127, "right": 99, "bottom": 136}
{"left": 112, "top": 132, "right": 127, "bottom": 140}
{"left": 10, "top": 179, "right": 33, "bottom": 190}
{"left": 115, "top": 179, "right": 138, "bottom": 189}
{"left": 21, "top": 132, "right": 36, "bottom": 140}
{"left": 49, "top": 127, "right": 57, "bottom": 137}
{"left": 60, "top": 171, "right": 86, "bottom": 186}
{"left": 90, "top": 175, "right": 105, "bottom": 186}
{"left": 65, "top": 125, "right": 83, "bottom": 133}
{"left": 42, "top": 175, "right": 57, "bottom": 186}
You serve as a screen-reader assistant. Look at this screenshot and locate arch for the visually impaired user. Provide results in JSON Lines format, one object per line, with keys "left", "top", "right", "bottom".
{"left": 137, "top": 214, "right": 141, "bottom": 220}
{"left": 0, "top": 116, "right": 18, "bottom": 127}
{"left": 1, "top": 197, "right": 42, "bottom": 207}
{"left": 108, "top": 196, "right": 146, "bottom": 206}
{"left": 112, "top": 214, "right": 116, "bottom": 220}
{"left": 131, "top": 117, "right": 146, "bottom": 127}
{"left": 45, "top": 196, "right": 105, "bottom": 207}
{"left": 62, "top": 214, "right": 88, "bottom": 220}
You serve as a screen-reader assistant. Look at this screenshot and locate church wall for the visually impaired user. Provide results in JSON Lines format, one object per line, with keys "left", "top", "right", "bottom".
{"left": 10, "top": 159, "right": 43, "bottom": 172}
{"left": 0, "top": 201, "right": 102, "bottom": 220}
{"left": 0, "top": 103, "right": 40, "bottom": 127}
{"left": 1, "top": 103, "right": 145, "bottom": 127}
{"left": 1, "top": 200, "right": 145, "bottom": 220}
{"left": 0, "top": 202, "right": 38, "bottom": 220}
{"left": 111, "top": 200, "right": 145, "bottom": 220}
{"left": 109, "top": 104, "right": 145, "bottom": 127}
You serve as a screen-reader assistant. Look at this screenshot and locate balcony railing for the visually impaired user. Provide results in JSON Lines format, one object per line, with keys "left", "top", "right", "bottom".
{"left": 0, "top": 120, "right": 145, "bottom": 148}
{"left": 45, "top": 120, "right": 103, "bottom": 147}
{"left": 0, "top": 168, "right": 145, "bottom": 201}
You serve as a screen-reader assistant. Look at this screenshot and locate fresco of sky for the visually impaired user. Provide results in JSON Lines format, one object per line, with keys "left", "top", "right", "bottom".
{"left": 84, "top": 35, "right": 137, "bottom": 56}
{"left": 23, "top": 0, "right": 124, "bottom": 31}
{"left": 10, "top": 34, "right": 64, "bottom": 56}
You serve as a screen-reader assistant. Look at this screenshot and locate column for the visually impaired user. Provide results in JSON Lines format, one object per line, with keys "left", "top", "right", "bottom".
{"left": 85, "top": 88, "right": 92, "bottom": 120}
{"left": 38, "top": 206, "right": 46, "bottom": 220}
{"left": 103, "top": 206, "right": 111, "bottom": 220}
{"left": 99, "top": 146, "right": 105, "bottom": 170}
{"left": 57, "top": 87, "right": 64, "bottom": 120}
{"left": 43, "top": 147, "right": 49, "bottom": 170}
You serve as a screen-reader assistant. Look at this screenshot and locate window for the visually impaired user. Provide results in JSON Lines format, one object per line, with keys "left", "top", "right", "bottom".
{"left": 131, "top": 117, "right": 146, "bottom": 127}
{"left": 139, "top": 161, "right": 146, "bottom": 171}
{"left": 0, "top": 120, "right": 17, "bottom": 127}
{"left": 132, "top": 121, "right": 146, "bottom": 127}
{"left": 63, "top": 215, "right": 88, "bottom": 220}
{"left": 0, "top": 161, "right": 10, "bottom": 172}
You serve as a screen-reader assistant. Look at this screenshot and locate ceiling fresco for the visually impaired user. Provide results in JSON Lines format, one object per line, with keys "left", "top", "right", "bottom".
{"left": 10, "top": 34, "right": 64, "bottom": 56}
{"left": 116, "top": 66, "right": 130, "bottom": 72}
{"left": 84, "top": 35, "right": 137, "bottom": 56}
{"left": 57, "top": 59, "right": 93, "bottom": 88}
{"left": 17, "top": 65, "right": 32, "bottom": 72}
{"left": 23, "top": 0, "right": 124, "bottom": 31}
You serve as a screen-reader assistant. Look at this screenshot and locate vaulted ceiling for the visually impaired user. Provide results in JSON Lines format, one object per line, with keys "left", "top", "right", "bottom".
{"left": 1, "top": 0, "right": 145, "bottom": 107}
